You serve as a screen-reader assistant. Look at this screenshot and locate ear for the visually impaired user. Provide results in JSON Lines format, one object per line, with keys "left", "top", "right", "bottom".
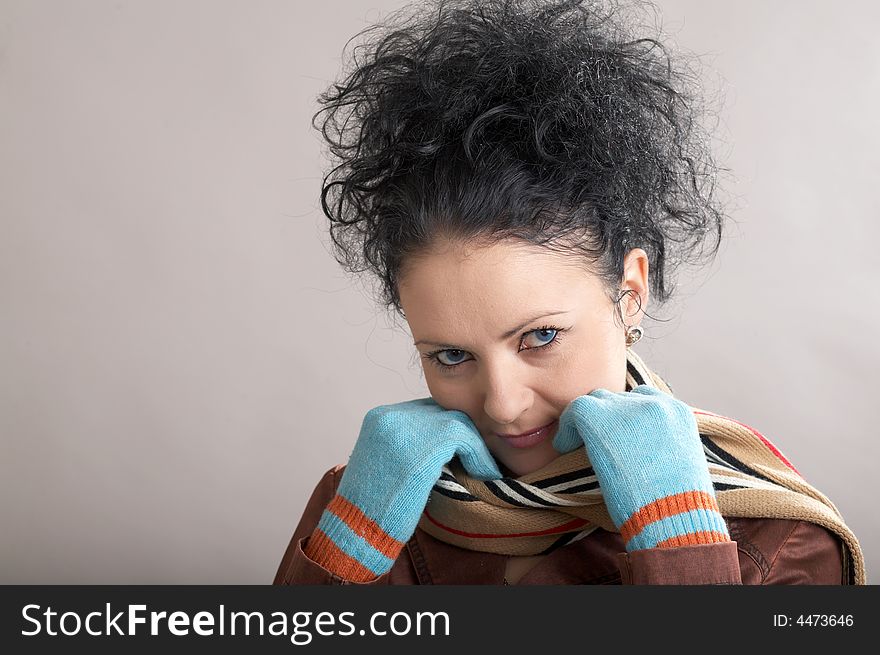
{"left": 620, "top": 248, "right": 650, "bottom": 325}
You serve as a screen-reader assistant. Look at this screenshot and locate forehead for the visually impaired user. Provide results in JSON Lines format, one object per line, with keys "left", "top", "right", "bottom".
{"left": 398, "top": 238, "right": 605, "bottom": 322}
{"left": 403, "top": 236, "right": 568, "bottom": 279}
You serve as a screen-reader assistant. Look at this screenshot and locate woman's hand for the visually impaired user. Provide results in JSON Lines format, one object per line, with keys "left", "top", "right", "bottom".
{"left": 305, "top": 398, "right": 501, "bottom": 581}
{"left": 552, "top": 385, "right": 730, "bottom": 552}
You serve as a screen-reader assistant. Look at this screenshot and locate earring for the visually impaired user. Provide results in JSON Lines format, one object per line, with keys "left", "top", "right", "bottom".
{"left": 625, "top": 324, "right": 643, "bottom": 348}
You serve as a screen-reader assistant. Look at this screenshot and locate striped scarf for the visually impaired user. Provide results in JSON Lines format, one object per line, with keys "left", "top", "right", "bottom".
{"left": 417, "top": 349, "right": 866, "bottom": 584}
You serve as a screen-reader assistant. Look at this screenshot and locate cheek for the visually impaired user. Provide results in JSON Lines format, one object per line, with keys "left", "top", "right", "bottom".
{"left": 548, "top": 340, "right": 626, "bottom": 398}
{"left": 424, "top": 376, "right": 472, "bottom": 413}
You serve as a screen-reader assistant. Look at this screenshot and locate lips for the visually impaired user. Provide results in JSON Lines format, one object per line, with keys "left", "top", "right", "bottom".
{"left": 495, "top": 419, "right": 558, "bottom": 449}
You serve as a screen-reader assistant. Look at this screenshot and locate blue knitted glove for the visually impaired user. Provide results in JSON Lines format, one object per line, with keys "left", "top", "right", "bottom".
{"left": 304, "top": 398, "right": 501, "bottom": 582}
{"left": 552, "top": 385, "right": 730, "bottom": 552}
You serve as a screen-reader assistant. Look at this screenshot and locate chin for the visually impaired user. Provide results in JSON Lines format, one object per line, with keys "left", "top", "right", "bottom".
{"left": 497, "top": 443, "right": 561, "bottom": 478}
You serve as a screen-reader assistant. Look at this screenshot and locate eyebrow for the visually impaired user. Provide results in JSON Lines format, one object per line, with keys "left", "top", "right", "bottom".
{"left": 413, "top": 310, "right": 571, "bottom": 348}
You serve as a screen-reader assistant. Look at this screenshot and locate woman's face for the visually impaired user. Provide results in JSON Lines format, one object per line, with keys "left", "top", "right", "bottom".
{"left": 398, "top": 237, "right": 649, "bottom": 477}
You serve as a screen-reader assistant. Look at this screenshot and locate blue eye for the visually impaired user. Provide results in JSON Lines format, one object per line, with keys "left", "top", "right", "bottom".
{"left": 424, "top": 325, "right": 566, "bottom": 373}
{"left": 525, "top": 328, "right": 557, "bottom": 347}
{"left": 436, "top": 349, "right": 468, "bottom": 366}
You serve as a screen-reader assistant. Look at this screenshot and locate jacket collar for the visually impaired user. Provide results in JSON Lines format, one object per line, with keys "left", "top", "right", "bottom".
{"left": 408, "top": 526, "right": 626, "bottom": 584}
{"left": 408, "top": 528, "right": 507, "bottom": 584}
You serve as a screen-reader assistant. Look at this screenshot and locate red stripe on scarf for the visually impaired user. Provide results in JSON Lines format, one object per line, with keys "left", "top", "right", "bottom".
{"left": 423, "top": 509, "right": 589, "bottom": 538}
{"left": 694, "top": 410, "right": 801, "bottom": 476}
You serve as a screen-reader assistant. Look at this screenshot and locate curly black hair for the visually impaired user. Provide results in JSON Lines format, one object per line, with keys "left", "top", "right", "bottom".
{"left": 314, "top": 0, "right": 727, "bottom": 321}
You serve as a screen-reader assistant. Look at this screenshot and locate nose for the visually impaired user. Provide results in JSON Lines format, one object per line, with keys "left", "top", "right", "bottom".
{"left": 481, "top": 361, "right": 533, "bottom": 428}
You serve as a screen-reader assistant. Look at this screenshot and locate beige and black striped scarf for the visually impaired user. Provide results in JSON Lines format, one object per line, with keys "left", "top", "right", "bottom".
{"left": 418, "top": 349, "right": 866, "bottom": 584}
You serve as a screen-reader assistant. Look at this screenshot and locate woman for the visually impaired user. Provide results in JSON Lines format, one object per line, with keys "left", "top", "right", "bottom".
{"left": 273, "top": 0, "right": 865, "bottom": 585}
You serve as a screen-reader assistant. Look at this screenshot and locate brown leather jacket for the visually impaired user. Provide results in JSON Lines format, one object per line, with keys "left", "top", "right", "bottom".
{"left": 273, "top": 464, "right": 846, "bottom": 585}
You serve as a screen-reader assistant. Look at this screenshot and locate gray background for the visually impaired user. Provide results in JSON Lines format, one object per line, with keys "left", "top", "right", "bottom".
{"left": 1, "top": 0, "right": 876, "bottom": 583}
